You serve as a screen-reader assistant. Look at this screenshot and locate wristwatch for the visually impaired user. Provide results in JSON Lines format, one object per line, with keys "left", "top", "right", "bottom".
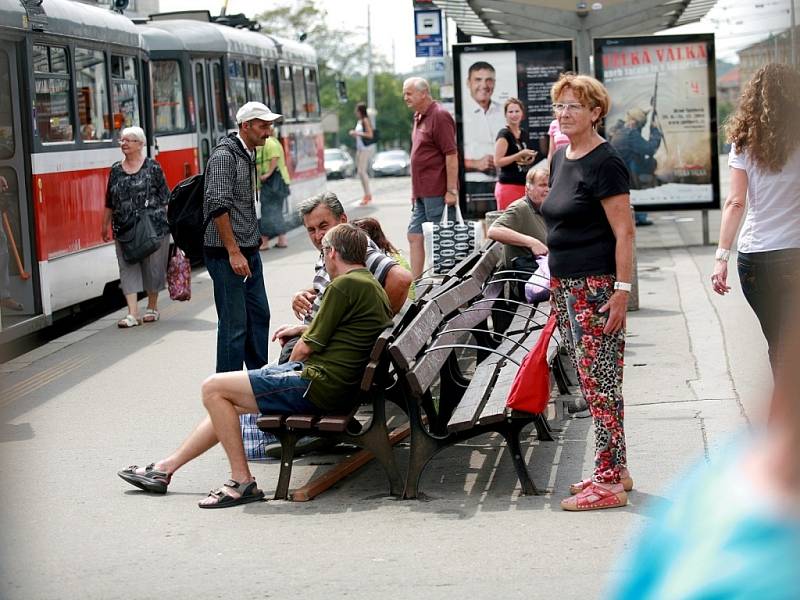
{"left": 447, "top": 188, "right": 458, "bottom": 196}
{"left": 715, "top": 248, "right": 731, "bottom": 262}
{"left": 613, "top": 281, "right": 632, "bottom": 292}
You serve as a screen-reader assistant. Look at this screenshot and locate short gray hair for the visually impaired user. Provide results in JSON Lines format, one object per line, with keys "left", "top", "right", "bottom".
{"left": 322, "top": 223, "right": 367, "bottom": 265}
{"left": 403, "top": 77, "right": 430, "bottom": 94}
{"left": 526, "top": 164, "right": 549, "bottom": 185}
{"left": 120, "top": 126, "right": 146, "bottom": 145}
{"left": 298, "top": 191, "right": 345, "bottom": 220}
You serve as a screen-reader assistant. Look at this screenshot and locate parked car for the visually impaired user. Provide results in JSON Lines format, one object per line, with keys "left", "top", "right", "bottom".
{"left": 324, "top": 148, "right": 355, "bottom": 179}
{"left": 370, "top": 149, "right": 410, "bottom": 177}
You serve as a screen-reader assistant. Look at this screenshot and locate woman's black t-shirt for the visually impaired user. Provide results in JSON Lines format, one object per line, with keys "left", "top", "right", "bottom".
{"left": 541, "top": 142, "right": 630, "bottom": 278}
{"left": 495, "top": 127, "right": 528, "bottom": 185}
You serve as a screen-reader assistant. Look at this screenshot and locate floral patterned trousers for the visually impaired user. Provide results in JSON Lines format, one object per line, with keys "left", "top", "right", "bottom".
{"left": 551, "top": 274, "right": 627, "bottom": 484}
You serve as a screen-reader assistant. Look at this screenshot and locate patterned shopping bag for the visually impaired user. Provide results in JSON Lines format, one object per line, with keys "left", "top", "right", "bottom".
{"left": 167, "top": 247, "right": 191, "bottom": 301}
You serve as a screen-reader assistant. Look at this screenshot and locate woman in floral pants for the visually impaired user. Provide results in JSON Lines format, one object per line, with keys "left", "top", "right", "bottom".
{"left": 541, "top": 73, "right": 635, "bottom": 511}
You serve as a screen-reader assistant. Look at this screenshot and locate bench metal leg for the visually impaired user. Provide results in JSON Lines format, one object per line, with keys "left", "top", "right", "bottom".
{"left": 552, "top": 354, "right": 571, "bottom": 395}
{"left": 502, "top": 418, "right": 541, "bottom": 496}
{"left": 403, "top": 399, "right": 444, "bottom": 499}
{"left": 533, "top": 413, "right": 556, "bottom": 442}
{"left": 344, "top": 398, "right": 404, "bottom": 497}
{"left": 273, "top": 430, "right": 299, "bottom": 500}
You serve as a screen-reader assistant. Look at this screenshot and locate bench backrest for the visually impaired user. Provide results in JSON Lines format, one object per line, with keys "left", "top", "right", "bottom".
{"left": 391, "top": 245, "right": 504, "bottom": 396}
{"left": 359, "top": 299, "right": 422, "bottom": 392}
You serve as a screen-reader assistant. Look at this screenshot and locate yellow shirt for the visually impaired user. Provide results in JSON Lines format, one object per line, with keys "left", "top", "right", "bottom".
{"left": 256, "top": 136, "right": 290, "bottom": 184}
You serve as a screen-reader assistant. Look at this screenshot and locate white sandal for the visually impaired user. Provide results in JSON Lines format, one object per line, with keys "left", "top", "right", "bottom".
{"left": 142, "top": 308, "right": 160, "bottom": 323}
{"left": 117, "top": 314, "right": 140, "bottom": 328}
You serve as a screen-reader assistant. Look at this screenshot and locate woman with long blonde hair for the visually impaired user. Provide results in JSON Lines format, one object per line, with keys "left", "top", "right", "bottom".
{"left": 712, "top": 63, "right": 800, "bottom": 374}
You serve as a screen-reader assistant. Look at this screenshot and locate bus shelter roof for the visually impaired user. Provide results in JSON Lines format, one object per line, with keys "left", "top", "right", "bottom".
{"left": 432, "top": 0, "right": 716, "bottom": 40}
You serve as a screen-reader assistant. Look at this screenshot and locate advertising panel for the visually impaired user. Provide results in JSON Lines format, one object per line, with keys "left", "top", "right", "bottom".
{"left": 453, "top": 40, "right": 574, "bottom": 218}
{"left": 594, "top": 34, "right": 720, "bottom": 211}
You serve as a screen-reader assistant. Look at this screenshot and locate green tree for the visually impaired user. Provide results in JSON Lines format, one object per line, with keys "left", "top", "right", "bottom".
{"left": 256, "top": 1, "right": 410, "bottom": 150}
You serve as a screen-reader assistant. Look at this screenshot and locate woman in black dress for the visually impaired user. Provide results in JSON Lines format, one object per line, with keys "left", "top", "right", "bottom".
{"left": 101, "top": 126, "right": 170, "bottom": 328}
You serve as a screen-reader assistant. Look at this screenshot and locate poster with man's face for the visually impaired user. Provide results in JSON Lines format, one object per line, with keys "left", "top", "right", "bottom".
{"left": 595, "top": 34, "right": 720, "bottom": 211}
{"left": 454, "top": 41, "right": 574, "bottom": 219}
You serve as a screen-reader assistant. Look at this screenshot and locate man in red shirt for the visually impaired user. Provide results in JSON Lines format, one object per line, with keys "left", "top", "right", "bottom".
{"left": 402, "top": 77, "right": 459, "bottom": 279}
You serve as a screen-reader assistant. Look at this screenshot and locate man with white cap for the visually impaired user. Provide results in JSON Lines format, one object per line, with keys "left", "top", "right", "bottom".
{"left": 203, "top": 101, "right": 281, "bottom": 375}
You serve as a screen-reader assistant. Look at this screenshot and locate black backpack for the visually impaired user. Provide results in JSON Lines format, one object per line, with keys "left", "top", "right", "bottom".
{"left": 167, "top": 173, "right": 209, "bottom": 261}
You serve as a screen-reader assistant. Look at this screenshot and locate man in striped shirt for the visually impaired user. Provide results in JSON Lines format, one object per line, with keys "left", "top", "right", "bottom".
{"left": 239, "top": 192, "right": 412, "bottom": 460}
{"left": 271, "top": 191, "right": 413, "bottom": 359}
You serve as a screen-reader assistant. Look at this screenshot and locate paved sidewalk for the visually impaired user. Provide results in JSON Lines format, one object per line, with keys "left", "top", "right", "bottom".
{"left": 0, "top": 174, "right": 772, "bottom": 599}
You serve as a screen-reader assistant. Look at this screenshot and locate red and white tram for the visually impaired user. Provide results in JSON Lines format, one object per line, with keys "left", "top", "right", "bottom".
{"left": 0, "top": 0, "right": 325, "bottom": 345}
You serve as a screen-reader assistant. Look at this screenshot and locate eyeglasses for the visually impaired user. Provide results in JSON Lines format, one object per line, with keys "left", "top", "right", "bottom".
{"left": 551, "top": 102, "right": 586, "bottom": 114}
{"left": 321, "top": 244, "right": 332, "bottom": 254}
{"left": 119, "top": 138, "right": 142, "bottom": 144}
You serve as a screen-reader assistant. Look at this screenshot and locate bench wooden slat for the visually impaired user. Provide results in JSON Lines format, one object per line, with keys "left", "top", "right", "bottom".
{"left": 285, "top": 415, "right": 320, "bottom": 429}
{"left": 447, "top": 362, "right": 497, "bottom": 432}
{"left": 317, "top": 414, "right": 356, "bottom": 432}
{"left": 389, "top": 301, "right": 443, "bottom": 370}
{"left": 466, "top": 243, "right": 502, "bottom": 285}
{"left": 256, "top": 415, "right": 285, "bottom": 429}
{"left": 433, "top": 278, "right": 482, "bottom": 316}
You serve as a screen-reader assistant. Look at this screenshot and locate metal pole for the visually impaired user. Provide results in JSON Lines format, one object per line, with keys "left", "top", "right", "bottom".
{"left": 628, "top": 207, "right": 639, "bottom": 311}
{"left": 791, "top": 0, "right": 797, "bottom": 66}
{"left": 367, "top": 4, "right": 375, "bottom": 113}
{"left": 702, "top": 209, "right": 710, "bottom": 246}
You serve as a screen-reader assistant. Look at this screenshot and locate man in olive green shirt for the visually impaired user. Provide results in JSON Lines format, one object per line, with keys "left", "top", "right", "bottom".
{"left": 488, "top": 165, "right": 549, "bottom": 302}
{"left": 118, "top": 223, "right": 392, "bottom": 509}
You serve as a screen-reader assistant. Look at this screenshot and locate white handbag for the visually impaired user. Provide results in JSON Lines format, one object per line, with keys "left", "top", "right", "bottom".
{"left": 422, "top": 203, "right": 484, "bottom": 274}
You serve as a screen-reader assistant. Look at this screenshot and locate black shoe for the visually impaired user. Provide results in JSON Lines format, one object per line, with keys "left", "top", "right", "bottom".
{"left": 118, "top": 463, "right": 171, "bottom": 494}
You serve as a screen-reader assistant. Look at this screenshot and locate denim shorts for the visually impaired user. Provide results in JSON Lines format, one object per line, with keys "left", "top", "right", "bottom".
{"left": 247, "top": 361, "right": 321, "bottom": 415}
{"left": 408, "top": 196, "right": 445, "bottom": 234}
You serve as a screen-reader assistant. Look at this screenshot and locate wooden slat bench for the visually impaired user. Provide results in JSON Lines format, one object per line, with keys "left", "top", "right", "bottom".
{"left": 387, "top": 243, "right": 570, "bottom": 498}
{"left": 255, "top": 301, "right": 422, "bottom": 501}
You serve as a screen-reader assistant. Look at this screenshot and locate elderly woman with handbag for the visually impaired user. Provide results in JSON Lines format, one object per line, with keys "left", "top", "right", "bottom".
{"left": 101, "top": 126, "right": 170, "bottom": 328}
{"left": 542, "top": 73, "right": 635, "bottom": 511}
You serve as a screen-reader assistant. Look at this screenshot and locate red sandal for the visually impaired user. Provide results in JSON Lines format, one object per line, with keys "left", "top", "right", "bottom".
{"left": 569, "top": 470, "right": 634, "bottom": 495}
{"left": 561, "top": 482, "right": 627, "bottom": 511}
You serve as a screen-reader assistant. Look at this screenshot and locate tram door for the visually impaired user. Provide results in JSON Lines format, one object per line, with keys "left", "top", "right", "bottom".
{"left": 192, "top": 58, "right": 226, "bottom": 171}
{"left": 0, "top": 43, "right": 38, "bottom": 334}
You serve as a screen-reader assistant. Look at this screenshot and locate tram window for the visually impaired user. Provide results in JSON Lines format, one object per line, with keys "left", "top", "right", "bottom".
{"left": 304, "top": 67, "right": 320, "bottom": 118}
{"left": 264, "top": 64, "right": 276, "bottom": 108}
{"left": 211, "top": 62, "right": 225, "bottom": 133}
{"left": 33, "top": 45, "right": 74, "bottom": 143}
{"left": 0, "top": 50, "right": 14, "bottom": 158}
{"left": 76, "top": 48, "right": 111, "bottom": 141}
{"left": 194, "top": 63, "right": 208, "bottom": 134}
{"left": 278, "top": 65, "right": 294, "bottom": 119}
{"left": 246, "top": 62, "right": 263, "bottom": 103}
{"left": 111, "top": 55, "right": 140, "bottom": 130}
{"left": 151, "top": 60, "right": 186, "bottom": 134}
{"left": 226, "top": 59, "right": 246, "bottom": 128}
{"left": 292, "top": 67, "right": 307, "bottom": 119}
